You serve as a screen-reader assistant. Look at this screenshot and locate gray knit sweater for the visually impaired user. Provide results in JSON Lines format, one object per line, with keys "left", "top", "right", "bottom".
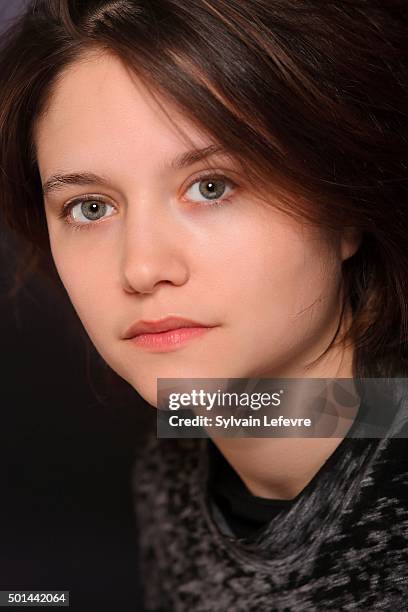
{"left": 132, "top": 411, "right": 408, "bottom": 611}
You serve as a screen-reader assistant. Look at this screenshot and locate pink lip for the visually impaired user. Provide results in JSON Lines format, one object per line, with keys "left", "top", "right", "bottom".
{"left": 129, "top": 326, "right": 212, "bottom": 351}
{"left": 122, "top": 315, "right": 217, "bottom": 352}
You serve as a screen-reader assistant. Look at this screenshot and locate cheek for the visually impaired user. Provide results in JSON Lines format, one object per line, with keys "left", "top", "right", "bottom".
{"left": 48, "top": 230, "right": 117, "bottom": 339}
{"left": 221, "top": 223, "right": 341, "bottom": 339}
{"left": 218, "top": 223, "right": 332, "bottom": 309}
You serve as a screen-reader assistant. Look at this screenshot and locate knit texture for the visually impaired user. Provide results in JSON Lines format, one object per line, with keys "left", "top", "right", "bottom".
{"left": 132, "top": 413, "right": 408, "bottom": 611}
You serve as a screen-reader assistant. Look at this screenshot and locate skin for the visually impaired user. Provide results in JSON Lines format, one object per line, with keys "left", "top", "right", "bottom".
{"left": 35, "top": 51, "right": 361, "bottom": 499}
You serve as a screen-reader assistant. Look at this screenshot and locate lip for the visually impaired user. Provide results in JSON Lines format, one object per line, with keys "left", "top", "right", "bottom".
{"left": 123, "top": 315, "right": 213, "bottom": 338}
{"left": 122, "top": 315, "right": 217, "bottom": 351}
{"left": 128, "top": 326, "right": 213, "bottom": 351}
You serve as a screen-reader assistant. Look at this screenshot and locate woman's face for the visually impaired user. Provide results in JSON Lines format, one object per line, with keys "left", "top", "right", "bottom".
{"left": 35, "top": 52, "right": 358, "bottom": 407}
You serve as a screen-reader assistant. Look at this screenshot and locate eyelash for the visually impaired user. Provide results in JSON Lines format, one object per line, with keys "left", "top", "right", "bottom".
{"left": 57, "top": 172, "right": 239, "bottom": 232}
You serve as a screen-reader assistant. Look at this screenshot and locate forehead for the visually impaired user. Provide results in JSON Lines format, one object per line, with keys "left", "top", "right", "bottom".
{"left": 34, "top": 51, "right": 210, "bottom": 175}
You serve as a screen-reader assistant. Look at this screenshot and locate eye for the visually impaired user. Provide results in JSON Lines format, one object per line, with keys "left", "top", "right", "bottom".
{"left": 59, "top": 197, "right": 116, "bottom": 226}
{"left": 71, "top": 199, "right": 115, "bottom": 223}
{"left": 184, "top": 174, "right": 236, "bottom": 204}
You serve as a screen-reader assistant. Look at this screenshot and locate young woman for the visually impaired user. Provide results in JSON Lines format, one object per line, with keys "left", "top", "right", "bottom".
{"left": 0, "top": 1, "right": 407, "bottom": 610}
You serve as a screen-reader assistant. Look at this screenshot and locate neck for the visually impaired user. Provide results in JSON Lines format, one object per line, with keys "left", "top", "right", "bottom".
{"left": 211, "top": 313, "right": 359, "bottom": 500}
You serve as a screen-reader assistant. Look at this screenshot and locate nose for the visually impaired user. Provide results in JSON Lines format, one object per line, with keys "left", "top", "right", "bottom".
{"left": 120, "top": 203, "right": 189, "bottom": 295}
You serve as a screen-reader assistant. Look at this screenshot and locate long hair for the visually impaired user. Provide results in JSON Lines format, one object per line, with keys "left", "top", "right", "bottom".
{"left": 0, "top": 0, "right": 407, "bottom": 381}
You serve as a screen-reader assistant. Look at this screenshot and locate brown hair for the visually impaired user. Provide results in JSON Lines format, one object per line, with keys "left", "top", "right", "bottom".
{"left": 0, "top": 0, "right": 407, "bottom": 377}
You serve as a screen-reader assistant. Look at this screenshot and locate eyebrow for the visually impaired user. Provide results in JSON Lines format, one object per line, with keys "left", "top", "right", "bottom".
{"left": 42, "top": 144, "right": 226, "bottom": 196}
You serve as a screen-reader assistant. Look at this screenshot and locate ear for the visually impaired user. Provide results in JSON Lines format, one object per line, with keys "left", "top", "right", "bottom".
{"left": 340, "top": 227, "right": 362, "bottom": 262}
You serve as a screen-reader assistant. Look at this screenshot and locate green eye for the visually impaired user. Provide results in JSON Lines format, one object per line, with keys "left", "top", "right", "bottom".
{"left": 185, "top": 174, "right": 236, "bottom": 204}
{"left": 58, "top": 196, "right": 116, "bottom": 229}
{"left": 71, "top": 200, "right": 113, "bottom": 222}
{"left": 71, "top": 200, "right": 107, "bottom": 221}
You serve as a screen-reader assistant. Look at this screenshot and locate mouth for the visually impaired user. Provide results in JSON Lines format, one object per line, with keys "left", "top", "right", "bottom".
{"left": 122, "top": 316, "right": 218, "bottom": 352}
{"left": 128, "top": 326, "right": 214, "bottom": 351}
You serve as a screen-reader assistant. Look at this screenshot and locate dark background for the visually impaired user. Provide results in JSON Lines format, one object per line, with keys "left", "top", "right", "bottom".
{"left": 0, "top": 2, "right": 152, "bottom": 610}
